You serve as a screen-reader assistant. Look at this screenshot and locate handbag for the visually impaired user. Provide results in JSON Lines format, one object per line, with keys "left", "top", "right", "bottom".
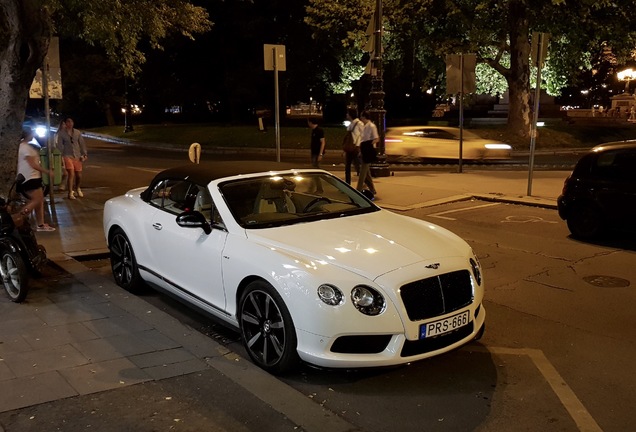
{"left": 342, "top": 131, "right": 357, "bottom": 153}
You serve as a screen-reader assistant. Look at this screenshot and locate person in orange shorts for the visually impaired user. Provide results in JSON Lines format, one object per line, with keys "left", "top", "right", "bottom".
{"left": 56, "top": 117, "right": 88, "bottom": 200}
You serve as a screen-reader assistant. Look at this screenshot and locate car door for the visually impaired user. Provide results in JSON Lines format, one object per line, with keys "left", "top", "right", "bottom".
{"left": 145, "top": 179, "right": 229, "bottom": 311}
{"left": 415, "top": 129, "right": 457, "bottom": 159}
{"left": 600, "top": 149, "right": 636, "bottom": 228}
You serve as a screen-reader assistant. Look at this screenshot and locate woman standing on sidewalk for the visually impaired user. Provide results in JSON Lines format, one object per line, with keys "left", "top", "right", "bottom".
{"left": 57, "top": 117, "right": 88, "bottom": 200}
{"left": 16, "top": 128, "right": 56, "bottom": 231}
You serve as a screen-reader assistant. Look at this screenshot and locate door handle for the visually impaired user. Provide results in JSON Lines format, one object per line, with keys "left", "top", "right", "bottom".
{"left": 152, "top": 223, "right": 162, "bottom": 230}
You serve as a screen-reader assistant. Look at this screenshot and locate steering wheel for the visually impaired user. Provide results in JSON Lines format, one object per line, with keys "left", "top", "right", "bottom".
{"left": 302, "top": 197, "right": 332, "bottom": 212}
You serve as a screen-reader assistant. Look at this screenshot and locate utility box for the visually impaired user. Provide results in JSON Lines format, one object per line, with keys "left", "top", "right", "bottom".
{"left": 40, "top": 147, "right": 62, "bottom": 185}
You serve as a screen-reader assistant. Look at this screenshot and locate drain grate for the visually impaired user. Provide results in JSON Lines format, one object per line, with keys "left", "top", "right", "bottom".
{"left": 583, "top": 275, "right": 630, "bottom": 288}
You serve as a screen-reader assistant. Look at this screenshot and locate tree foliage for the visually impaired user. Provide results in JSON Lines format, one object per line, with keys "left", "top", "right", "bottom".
{"left": 0, "top": 0, "right": 211, "bottom": 192}
{"left": 306, "top": 0, "right": 636, "bottom": 136}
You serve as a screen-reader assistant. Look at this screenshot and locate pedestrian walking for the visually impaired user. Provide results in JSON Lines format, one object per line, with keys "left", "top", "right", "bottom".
{"left": 307, "top": 117, "right": 326, "bottom": 168}
{"left": 53, "top": 119, "right": 67, "bottom": 192}
{"left": 343, "top": 108, "right": 363, "bottom": 185}
{"left": 57, "top": 117, "right": 88, "bottom": 200}
{"left": 307, "top": 117, "right": 326, "bottom": 193}
{"left": 16, "top": 128, "right": 56, "bottom": 231}
{"left": 356, "top": 110, "right": 378, "bottom": 196}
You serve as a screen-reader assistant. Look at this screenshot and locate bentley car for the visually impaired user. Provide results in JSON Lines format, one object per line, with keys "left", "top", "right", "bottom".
{"left": 103, "top": 161, "right": 486, "bottom": 374}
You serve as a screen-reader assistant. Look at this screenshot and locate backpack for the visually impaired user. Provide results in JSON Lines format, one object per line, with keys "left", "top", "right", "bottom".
{"left": 342, "top": 131, "right": 356, "bottom": 152}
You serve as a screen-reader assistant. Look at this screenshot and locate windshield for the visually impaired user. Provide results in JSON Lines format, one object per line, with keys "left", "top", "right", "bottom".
{"left": 219, "top": 172, "right": 378, "bottom": 228}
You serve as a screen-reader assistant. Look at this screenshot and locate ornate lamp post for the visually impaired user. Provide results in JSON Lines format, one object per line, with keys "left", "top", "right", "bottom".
{"left": 369, "top": 0, "right": 391, "bottom": 177}
{"left": 617, "top": 68, "right": 636, "bottom": 94}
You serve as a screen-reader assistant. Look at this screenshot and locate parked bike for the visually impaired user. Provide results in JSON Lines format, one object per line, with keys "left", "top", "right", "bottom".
{"left": 0, "top": 175, "right": 48, "bottom": 302}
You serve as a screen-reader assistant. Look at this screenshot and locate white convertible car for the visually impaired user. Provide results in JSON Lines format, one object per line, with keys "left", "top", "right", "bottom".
{"left": 103, "top": 161, "right": 486, "bottom": 374}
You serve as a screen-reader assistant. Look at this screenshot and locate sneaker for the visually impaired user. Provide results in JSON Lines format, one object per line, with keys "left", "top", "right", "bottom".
{"left": 37, "top": 224, "right": 56, "bottom": 232}
{"left": 76, "top": 188, "right": 84, "bottom": 198}
{"left": 68, "top": 192, "right": 76, "bottom": 200}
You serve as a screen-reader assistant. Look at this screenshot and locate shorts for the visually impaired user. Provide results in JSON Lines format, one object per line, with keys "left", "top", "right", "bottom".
{"left": 63, "top": 157, "right": 83, "bottom": 172}
{"left": 19, "top": 178, "right": 43, "bottom": 194}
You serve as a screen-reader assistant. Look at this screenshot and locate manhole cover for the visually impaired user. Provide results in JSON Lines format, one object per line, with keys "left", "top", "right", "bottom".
{"left": 583, "top": 275, "right": 631, "bottom": 288}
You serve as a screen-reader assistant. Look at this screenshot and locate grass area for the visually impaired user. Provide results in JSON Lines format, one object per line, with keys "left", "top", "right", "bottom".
{"left": 88, "top": 120, "right": 636, "bottom": 152}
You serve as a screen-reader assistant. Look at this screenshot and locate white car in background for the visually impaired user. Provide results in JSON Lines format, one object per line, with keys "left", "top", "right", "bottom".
{"left": 103, "top": 161, "right": 486, "bottom": 374}
{"left": 384, "top": 126, "right": 512, "bottom": 162}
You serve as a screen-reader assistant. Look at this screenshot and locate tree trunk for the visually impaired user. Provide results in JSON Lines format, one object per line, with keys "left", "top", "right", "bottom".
{"left": 0, "top": 1, "right": 51, "bottom": 193}
{"left": 506, "top": 1, "right": 531, "bottom": 140}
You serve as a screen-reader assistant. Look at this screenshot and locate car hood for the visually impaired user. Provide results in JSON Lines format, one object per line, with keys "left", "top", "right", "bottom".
{"left": 246, "top": 210, "right": 470, "bottom": 280}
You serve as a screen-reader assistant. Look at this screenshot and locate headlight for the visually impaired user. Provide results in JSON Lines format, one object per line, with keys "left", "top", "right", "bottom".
{"left": 351, "top": 285, "right": 385, "bottom": 316}
{"left": 484, "top": 143, "right": 511, "bottom": 150}
{"left": 470, "top": 256, "right": 482, "bottom": 286}
{"left": 34, "top": 126, "right": 47, "bottom": 138}
{"left": 318, "top": 284, "right": 343, "bottom": 306}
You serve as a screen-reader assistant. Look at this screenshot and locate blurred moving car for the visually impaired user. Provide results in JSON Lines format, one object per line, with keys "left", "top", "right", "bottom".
{"left": 384, "top": 126, "right": 512, "bottom": 161}
{"left": 103, "top": 161, "right": 486, "bottom": 374}
{"left": 557, "top": 141, "right": 636, "bottom": 239}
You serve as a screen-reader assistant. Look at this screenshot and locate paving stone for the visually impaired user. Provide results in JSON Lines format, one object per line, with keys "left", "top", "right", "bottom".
{"left": 3, "top": 344, "right": 89, "bottom": 377}
{"left": 73, "top": 331, "right": 161, "bottom": 362}
{"left": 0, "top": 371, "right": 77, "bottom": 412}
{"left": 20, "top": 322, "right": 99, "bottom": 350}
{"left": 58, "top": 357, "right": 151, "bottom": 395}
{"left": 141, "top": 358, "right": 208, "bottom": 380}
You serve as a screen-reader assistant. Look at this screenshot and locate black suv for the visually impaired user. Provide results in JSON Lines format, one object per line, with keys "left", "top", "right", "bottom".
{"left": 558, "top": 141, "right": 636, "bottom": 239}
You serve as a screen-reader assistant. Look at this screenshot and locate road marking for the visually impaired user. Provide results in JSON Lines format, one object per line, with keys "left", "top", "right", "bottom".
{"left": 429, "top": 202, "right": 501, "bottom": 220}
{"left": 469, "top": 346, "right": 603, "bottom": 432}
{"left": 127, "top": 166, "right": 163, "bottom": 174}
{"left": 501, "top": 215, "right": 558, "bottom": 224}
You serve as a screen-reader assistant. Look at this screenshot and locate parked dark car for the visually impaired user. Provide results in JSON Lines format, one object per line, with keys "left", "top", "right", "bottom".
{"left": 558, "top": 141, "right": 636, "bottom": 239}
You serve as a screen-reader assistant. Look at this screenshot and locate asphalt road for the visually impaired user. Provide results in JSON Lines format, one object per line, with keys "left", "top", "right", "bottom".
{"left": 78, "top": 136, "right": 635, "bottom": 432}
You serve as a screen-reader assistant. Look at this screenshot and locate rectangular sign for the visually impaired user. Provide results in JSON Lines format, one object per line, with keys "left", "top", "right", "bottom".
{"left": 264, "top": 44, "right": 286, "bottom": 71}
{"left": 30, "top": 36, "right": 63, "bottom": 99}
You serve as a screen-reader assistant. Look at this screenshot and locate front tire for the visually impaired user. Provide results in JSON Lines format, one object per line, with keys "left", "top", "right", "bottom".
{"left": 109, "top": 228, "right": 144, "bottom": 293}
{"left": 239, "top": 281, "right": 299, "bottom": 374}
{"left": 1, "top": 252, "right": 29, "bottom": 303}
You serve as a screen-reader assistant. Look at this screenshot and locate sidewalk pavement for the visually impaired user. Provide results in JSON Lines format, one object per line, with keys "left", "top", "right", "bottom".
{"left": 0, "top": 163, "right": 570, "bottom": 431}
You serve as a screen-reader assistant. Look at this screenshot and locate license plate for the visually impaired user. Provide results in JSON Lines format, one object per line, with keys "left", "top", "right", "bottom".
{"left": 420, "top": 310, "right": 470, "bottom": 339}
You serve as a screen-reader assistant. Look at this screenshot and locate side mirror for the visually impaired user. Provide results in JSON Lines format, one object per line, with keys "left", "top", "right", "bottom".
{"left": 176, "top": 211, "right": 212, "bottom": 234}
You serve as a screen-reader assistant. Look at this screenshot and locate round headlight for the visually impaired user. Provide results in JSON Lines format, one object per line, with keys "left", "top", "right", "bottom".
{"left": 351, "top": 285, "right": 385, "bottom": 316}
{"left": 318, "top": 284, "right": 343, "bottom": 306}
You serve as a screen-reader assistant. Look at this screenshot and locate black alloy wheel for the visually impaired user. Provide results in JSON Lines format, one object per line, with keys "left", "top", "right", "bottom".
{"left": 109, "top": 228, "right": 144, "bottom": 293}
{"left": 0, "top": 251, "right": 29, "bottom": 302}
{"left": 239, "top": 281, "right": 299, "bottom": 374}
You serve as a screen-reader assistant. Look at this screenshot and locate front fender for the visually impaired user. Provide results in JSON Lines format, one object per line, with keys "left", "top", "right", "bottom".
{"left": 222, "top": 236, "right": 405, "bottom": 339}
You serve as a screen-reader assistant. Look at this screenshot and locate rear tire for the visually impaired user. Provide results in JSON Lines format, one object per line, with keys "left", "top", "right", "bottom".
{"left": 0, "top": 251, "right": 29, "bottom": 303}
{"left": 109, "top": 228, "right": 144, "bottom": 293}
{"left": 239, "top": 280, "right": 299, "bottom": 374}
{"left": 567, "top": 203, "right": 603, "bottom": 239}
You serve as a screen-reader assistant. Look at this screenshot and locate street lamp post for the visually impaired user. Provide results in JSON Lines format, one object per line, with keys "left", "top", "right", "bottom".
{"left": 617, "top": 68, "right": 636, "bottom": 94}
{"left": 369, "top": 0, "right": 391, "bottom": 177}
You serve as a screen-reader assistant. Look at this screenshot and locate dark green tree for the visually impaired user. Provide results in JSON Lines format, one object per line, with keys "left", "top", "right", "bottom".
{"left": 306, "top": 0, "right": 636, "bottom": 137}
{"left": 0, "top": 0, "right": 211, "bottom": 191}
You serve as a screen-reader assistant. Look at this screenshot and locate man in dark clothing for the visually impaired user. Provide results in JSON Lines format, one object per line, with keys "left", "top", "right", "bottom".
{"left": 307, "top": 117, "right": 326, "bottom": 168}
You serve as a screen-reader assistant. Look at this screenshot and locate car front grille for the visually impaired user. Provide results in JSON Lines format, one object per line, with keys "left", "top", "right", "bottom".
{"left": 400, "top": 270, "right": 474, "bottom": 321}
